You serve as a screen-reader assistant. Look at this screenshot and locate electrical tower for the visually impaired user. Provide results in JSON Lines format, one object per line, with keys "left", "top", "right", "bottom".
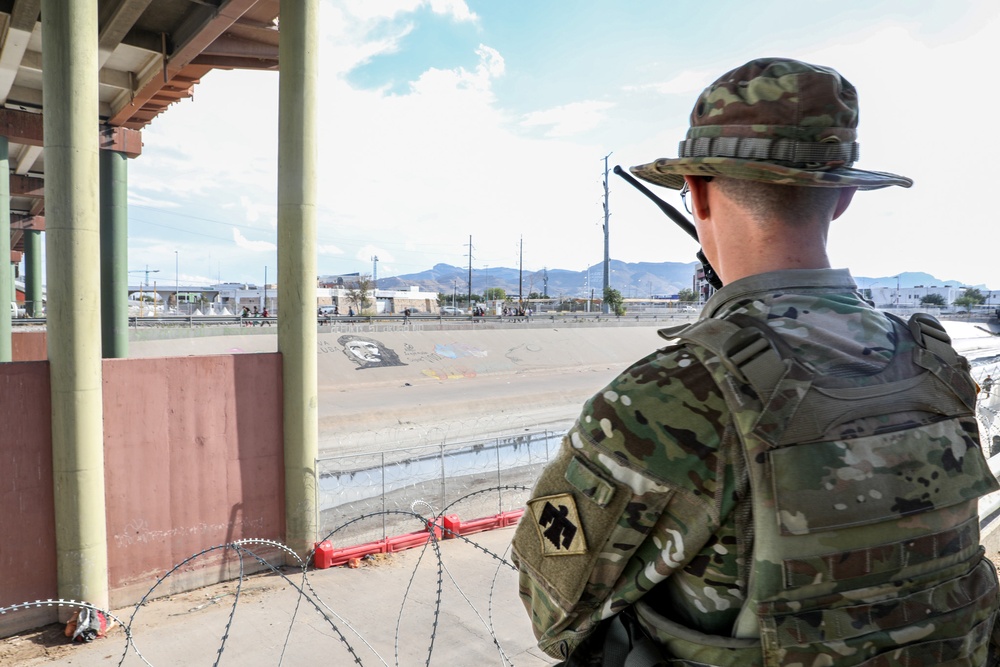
{"left": 128, "top": 265, "right": 160, "bottom": 287}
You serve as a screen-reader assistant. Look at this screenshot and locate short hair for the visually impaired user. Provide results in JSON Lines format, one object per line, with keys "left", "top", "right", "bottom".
{"left": 711, "top": 177, "right": 843, "bottom": 226}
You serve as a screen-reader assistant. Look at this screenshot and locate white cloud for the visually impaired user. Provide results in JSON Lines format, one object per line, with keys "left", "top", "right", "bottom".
{"left": 520, "top": 100, "right": 615, "bottom": 138}
{"left": 357, "top": 245, "right": 395, "bottom": 263}
{"left": 624, "top": 69, "right": 715, "bottom": 96}
{"left": 232, "top": 228, "right": 276, "bottom": 252}
{"left": 318, "top": 244, "right": 345, "bottom": 256}
{"left": 127, "top": 193, "right": 181, "bottom": 209}
{"left": 124, "top": 3, "right": 1000, "bottom": 290}
{"left": 339, "top": 0, "right": 477, "bottom": 23}
{"left": 240, "top": 196, "right": 262, "bottom": 223}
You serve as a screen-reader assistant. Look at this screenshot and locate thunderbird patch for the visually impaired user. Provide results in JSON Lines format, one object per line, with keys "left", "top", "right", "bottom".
{"left": 528, "top": 494, "right": 587, "bottom": 556}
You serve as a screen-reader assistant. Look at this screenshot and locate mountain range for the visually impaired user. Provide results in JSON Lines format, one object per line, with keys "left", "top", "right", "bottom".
{"left": 375, "top": 263, "right": 983, "bottom": 299}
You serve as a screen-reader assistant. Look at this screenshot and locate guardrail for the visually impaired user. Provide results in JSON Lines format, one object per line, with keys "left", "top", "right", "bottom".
{"left": 12, "top": 311, "right": 704, "bottom": 328}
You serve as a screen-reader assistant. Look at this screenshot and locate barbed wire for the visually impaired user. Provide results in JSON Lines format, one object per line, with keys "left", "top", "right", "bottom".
{"left": 0, "top": 487, "right": 531, "bottom": 667}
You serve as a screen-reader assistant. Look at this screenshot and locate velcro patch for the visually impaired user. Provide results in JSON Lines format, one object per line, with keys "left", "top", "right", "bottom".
{"left": 528, "top": 494, "right": 588, "bottom": 556}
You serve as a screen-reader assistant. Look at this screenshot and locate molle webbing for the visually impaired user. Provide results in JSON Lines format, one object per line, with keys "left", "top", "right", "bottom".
{"left": 652, "top": 312, "right": 1000, "bottom": 666}
{"left": 673, "top": 313, "right": 974, "bottom": 446}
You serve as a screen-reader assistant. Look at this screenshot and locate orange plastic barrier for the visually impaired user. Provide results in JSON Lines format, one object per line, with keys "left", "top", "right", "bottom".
{"left": 315, "top": 511, "right": 524, "bottom": 568}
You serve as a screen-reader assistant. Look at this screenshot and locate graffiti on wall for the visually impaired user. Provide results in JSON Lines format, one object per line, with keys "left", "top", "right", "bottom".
{"left": 337, "top": 335, "right": 407, "bottom": 370}
{"left": 399, "top": 341, "right": 487, "bottom": 380}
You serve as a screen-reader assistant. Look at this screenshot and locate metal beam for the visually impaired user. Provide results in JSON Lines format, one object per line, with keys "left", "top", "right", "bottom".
{"left": 0, "top": 107, "right": 41, "bottom": 145}
{"left": 107, "top": 0, "right": 258, "bottom": 126}
{"left": 0, "top": 0, "right": 37, "bottom": 103}
{"left": 14, "top": 143, "right": 41, "bottom": 174}
{"left": 0, "top": 136, "right": 10, "bottom": 361}
{"left": 10, "top": 212, "right": 44, "bottom": 230}
{"left": 97, "top": 0, "right": 154, "bottom": 68}
{"left": 9, "top": 172, "right": 44, "bottom": 197}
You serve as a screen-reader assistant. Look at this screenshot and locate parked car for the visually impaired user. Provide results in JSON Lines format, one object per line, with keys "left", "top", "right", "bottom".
{"left": 10, "top": 302, "right": 25, "bottom": 318}
{"left": 440, "top": 306, "right": 465, "bottom": 316}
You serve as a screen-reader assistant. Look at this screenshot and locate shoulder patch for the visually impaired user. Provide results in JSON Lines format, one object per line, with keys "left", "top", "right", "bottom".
{"left": 528, "top": 494, "right": 588, "bottom": 556}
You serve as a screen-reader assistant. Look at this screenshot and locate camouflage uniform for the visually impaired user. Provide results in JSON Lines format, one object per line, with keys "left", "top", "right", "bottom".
{"left": 511, "top": 268, "right": 1000, "bottom": 665}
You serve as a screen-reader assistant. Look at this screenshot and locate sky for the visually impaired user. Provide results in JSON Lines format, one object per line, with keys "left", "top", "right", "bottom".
{"left": 123, "top": 0, "right": 1000, "bottom": 291}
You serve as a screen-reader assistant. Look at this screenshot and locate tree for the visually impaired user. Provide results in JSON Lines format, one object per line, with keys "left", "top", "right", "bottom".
{"left": 954, "top": 295, "right": 976, "bottom": 310}
{"left": 954, "top": 288, "right": 985, "bottom": 312}
{"left": 920, "top": 293, "right": 946, "bottom": 306}
{"left": 346, "top": 274, "right": 374, "bottom": 314}
{"left": 484, "top": 287, "right": 506, "bottom": 301}
{"left": 604, "top": 287, "right": 625, "bottom": 316}
{"left": 677, "top": 288, "right": 697, "bottom": 303}
{"left": 963, "top": 288, "right": 986, "bottom": 305}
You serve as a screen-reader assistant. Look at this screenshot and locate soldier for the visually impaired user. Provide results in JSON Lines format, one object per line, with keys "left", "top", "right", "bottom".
{"left": 512, "top": 58, "right": 1000, "bottom": 666}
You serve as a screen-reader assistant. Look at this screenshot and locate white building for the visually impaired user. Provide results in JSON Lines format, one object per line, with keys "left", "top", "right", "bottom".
{"left": 866, "top": 284, "right": 995, "bottom": 309}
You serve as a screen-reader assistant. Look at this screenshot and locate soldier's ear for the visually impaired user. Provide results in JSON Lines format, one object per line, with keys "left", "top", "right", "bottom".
{"left": 832, "top": 186, "right": 857, "bottom": 220}
{"left": 684, "top": 175, "right": 712, "bottom": 221}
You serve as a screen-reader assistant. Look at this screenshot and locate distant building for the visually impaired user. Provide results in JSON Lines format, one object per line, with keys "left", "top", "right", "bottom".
{"left": 866, "top": 284, "right": 968, "bottom": 309}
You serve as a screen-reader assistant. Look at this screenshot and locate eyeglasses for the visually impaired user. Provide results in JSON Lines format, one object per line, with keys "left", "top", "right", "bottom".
{"left": 679, "top": 182, "right": 693, "bottom": 215}
{"left": 679, "top": 177, "right": 713, "bottom": 216}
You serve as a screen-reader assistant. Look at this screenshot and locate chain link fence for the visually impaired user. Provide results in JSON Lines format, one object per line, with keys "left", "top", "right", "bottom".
{"left": 316, "top": 428, "right": 564, "bottom": 545}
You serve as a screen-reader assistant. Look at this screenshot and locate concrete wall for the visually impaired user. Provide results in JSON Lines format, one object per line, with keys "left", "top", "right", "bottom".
{"left": 102, "top": 354, "right": 285, "bottom": 607}
{"left": 0, "top": 361, "right": 56, "bottom": 634}
{"left": 12, "top": 330, "right": 46, "bottom": 361}
{"left": 0, "top": 353, "right": 284, "bottom": 635}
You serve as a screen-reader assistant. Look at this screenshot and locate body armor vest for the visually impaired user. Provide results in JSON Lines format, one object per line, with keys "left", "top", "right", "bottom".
{"left": 634, "top": 313, "right": 1000, "bottom": 666}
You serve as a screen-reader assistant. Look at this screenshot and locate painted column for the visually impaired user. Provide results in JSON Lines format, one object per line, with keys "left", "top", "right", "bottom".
{"left": 0, "top": 136, "right": 10, "bottom": 362}
{"left": 277, "top": 0, "right": 319, "bottom": 556}
{"left": 24, "top": 229, "right": 41, "bottom": 317}
{"left": 41, "top": 0, "right": 108, "bottom": 610}
{"left": 99, "top": 150, "right": 128, "bottom": 358}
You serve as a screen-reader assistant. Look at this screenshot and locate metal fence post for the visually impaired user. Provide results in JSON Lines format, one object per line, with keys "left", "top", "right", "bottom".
{"left": 496, "top": 436, "right": 503, "bottom": 514}
{"left": 381, "top": 452, "right": 386, "bottom": 540}
{"left": 314, "top": 457, "right": 321, "bottom": 541}
{"left": 440, "top": 443, "right": 446, "bottom": 511}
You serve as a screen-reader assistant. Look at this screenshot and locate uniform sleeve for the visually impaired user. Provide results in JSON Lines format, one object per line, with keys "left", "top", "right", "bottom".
{"left": 510, "top": 346, "right": 731, "bottom": 660}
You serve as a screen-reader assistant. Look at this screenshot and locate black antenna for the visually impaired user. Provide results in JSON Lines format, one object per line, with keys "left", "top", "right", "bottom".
{"left": 612, "top": 166, "right": 722, "bottom": 289}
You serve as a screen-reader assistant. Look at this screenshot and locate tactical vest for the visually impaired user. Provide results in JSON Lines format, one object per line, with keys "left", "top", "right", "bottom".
{"left": 633, "top": 312, "right": 1000, "bottom": 667}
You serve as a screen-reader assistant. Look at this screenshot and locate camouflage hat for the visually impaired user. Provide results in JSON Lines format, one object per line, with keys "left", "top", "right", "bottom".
{"left": 630, "top": 58, "right": 913, "bottom": 191}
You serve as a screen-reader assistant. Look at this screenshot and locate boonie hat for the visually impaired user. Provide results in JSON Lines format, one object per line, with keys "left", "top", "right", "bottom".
{"left": 630, "top": 58, "right": 913, "bottom": 191}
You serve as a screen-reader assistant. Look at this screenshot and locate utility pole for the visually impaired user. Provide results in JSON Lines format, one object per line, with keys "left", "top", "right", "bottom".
{"left": 372, "top": 255, "right": 378, "bottom": 288}
{"left": 602, "top": 152, "right": 612, "bottom": 313}
{"left": 518, "top": 235, "right": 524, "bottom": 309}
{"left": 467, "top": 235, "right": 473, "bottom": 307}
{"left": 543, "top": 267, "right": 549, "bottom": 298}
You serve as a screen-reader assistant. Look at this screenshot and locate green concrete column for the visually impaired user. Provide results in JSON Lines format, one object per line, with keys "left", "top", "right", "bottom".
{"left": 24, "top": 229, "right": 41, "bottom": 317}
{"left": 41, "top": 0, "right": 108, "bottom": 610}
{"left": 99, "top": 150, "right": 128, "bottom": 358}
{"left": 0, "top": 136, "right": 10, "bottom": 362}
{"left": 277, "top": 0, "right": 319, "bottom": 557}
